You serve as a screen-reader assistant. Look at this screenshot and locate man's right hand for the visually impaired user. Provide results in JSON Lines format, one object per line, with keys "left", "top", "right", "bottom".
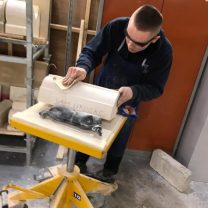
{"left": 62, "top": 67, "right": 87, "bottom": 86}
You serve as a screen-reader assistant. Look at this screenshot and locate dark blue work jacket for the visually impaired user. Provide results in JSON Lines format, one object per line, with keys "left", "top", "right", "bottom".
{"left": 76, "top": 17, "right": 173, "bottom": 107}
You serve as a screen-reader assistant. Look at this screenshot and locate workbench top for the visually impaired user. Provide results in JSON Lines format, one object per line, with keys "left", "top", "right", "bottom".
{"left": 10, "top": 102, "right": 126, "bottom": 159}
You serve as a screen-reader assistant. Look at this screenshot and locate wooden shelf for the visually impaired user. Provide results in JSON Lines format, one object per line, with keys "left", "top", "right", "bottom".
{"left": 0, "top": 124, "right": 25, "bottom": 136}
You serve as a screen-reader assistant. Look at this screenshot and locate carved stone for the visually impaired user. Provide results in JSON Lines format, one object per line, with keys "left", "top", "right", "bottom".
{"left": 38, "top": 75, "right": 120, "bottom": 121}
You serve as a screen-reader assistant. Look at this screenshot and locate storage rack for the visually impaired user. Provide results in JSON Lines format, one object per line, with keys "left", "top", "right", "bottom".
{"left": 0, "top": 0, "right": 51, "bottom": 165}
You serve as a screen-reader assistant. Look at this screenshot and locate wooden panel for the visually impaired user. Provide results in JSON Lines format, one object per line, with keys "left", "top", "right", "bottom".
{"left": 51, "top": 0, "right": 68, "bottom": 25}
{"left": 128, "top": 0, "right": 208, "bottom": 152}
{"left": 50, "top": 0, "right": 100, "bottom": 75}
{"left": 0, "top": 42, "right": 8, "bottom": 54}
{"left": 50, "top": 29, "right": 79, "bottom": 75}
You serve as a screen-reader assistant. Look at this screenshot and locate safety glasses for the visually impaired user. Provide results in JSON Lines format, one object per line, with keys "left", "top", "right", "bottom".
{"left": 125, "top": 29, "right": 156, "bottom": 48}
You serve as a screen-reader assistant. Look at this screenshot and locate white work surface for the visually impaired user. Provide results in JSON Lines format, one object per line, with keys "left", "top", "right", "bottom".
{"left": 10, "top": 102, "right": 126, "bottom": 159}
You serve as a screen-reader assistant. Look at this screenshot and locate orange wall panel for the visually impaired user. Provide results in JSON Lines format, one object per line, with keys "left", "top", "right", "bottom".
{"left": 129, "top": 0, "right": 208, "bottom": 153}
{"left": 102, "top": 0, "right": 163, "bottom": 24}
{"left": 102, "top": 0, "right": 208, "bottom": 153}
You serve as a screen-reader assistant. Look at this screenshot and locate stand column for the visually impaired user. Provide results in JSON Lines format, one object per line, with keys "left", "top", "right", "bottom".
{"left": 67, "top": 149, "right": 76, "bottom": 172}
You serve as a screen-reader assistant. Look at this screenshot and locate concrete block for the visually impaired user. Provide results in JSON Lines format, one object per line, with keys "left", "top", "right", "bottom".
{"left": 150, "top": 149, "right": 192, "bottom": 192}
{"left": 0, "top": 99, "right": 12, "bottom": 127}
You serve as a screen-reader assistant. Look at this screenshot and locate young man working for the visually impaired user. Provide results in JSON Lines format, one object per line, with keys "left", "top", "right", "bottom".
{"left": 63, "top": 5, "right": 173, "bottom": 183}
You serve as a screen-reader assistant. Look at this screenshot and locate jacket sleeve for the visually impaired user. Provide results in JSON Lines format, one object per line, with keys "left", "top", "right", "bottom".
{"left": 76, "top": 22, "right": 114, "bottom": 73}
{"left": 130, "top": 48, "right": 173, "bottom": 104}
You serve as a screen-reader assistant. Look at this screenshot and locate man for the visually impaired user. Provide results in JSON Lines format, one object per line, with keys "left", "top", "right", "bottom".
{"left": 63, "top": 5, "right": 173, "bottom": 183}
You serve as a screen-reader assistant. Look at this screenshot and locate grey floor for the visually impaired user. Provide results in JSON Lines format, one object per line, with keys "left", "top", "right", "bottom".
{"left": 0, "top": 136, "right": 208, "bottom": 208}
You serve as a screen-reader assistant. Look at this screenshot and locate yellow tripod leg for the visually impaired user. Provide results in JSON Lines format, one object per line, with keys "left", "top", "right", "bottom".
{"left": 49, "top": 175, "right": 95, "bottom": 208}
{"left": 6, "top": 175, "right": 64, "bottom": 207}
{"left": 67, "top": 179, "right": 94, "bottom": 208}
{"left": 78, "top": 174, "right": 118, "bottom": 195}
{"left": 49, "top": 177, "right": 70, "bottom": 208}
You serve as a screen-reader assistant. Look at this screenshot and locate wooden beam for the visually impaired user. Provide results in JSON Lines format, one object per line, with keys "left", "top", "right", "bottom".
{"left": 83, "top": 0, "right": 91, "bottom": 44}
{"left": 0, "top": 33, "right": 47, "bottom": 45}
{"left": 56, "top": 145, "right": 68, "bottom": 160}
{"left": 50, "top": 23, "right": 96, "bottom": 36}
{"left": 76, "top": 20, "right": 85, "bottom": 61}
{"left": 0, "top": 32, "right": 24, "bottom": 40}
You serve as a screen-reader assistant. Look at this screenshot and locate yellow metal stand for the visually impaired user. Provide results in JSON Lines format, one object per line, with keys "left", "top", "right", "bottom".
{"left": 2, "top": 149, "right": 117, "bottom": 208}
{"left": 1, "top": 103, "right": 126, "bottom": 207}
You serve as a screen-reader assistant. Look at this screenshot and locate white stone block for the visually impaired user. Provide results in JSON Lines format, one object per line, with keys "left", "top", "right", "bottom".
{"left": 12, "top": 101, "right": 27, "bottom": 111}
{"left": 5, "top": 0, "right": 40, "bottom": 37}
{"left": 150, "top": 149, "right": 192, "bottom": 192}
{"left": 38, "top": 75, "right": 120, "bottom": 121}
{"left": 10, "top": 86, "right": 38, "bottom": 102}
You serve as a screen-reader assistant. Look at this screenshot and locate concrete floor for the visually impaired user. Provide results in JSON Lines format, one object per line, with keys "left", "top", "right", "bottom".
{"left": 0, "top": 136, "right": 208, "bottom": 208}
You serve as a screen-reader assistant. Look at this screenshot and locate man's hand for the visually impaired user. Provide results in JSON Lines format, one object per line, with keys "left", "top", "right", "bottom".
{"left": 62, "top": 67, "right": 87, "bottom": 86}
{"left": 117, "top": 87, "right": 133, "bottom": 107}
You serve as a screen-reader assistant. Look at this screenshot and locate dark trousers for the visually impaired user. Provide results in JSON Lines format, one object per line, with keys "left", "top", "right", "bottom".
{"left": 75, "top": 117, "right": 135, "bottom": 174}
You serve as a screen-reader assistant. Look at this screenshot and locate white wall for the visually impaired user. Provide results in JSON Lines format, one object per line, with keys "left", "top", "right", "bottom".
{"left": 176, "top": 48, "right": 208, "bottom": 182}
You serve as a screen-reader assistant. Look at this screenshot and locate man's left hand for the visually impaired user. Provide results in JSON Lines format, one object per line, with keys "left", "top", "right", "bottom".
{"left": 117, "top": 87, "right": 133, "bottom": 107}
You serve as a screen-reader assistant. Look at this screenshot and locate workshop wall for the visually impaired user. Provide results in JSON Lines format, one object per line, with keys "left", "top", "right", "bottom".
{"left": 50, "top": 0, "right": 100, "bottom": 75}
{"left": 101, "top": 0, "right": 208, "bottom": 153}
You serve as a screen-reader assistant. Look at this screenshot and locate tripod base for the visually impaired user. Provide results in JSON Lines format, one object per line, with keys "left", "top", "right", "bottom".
{"left": 2, "top": 165, "right": 117, "bottom": 208}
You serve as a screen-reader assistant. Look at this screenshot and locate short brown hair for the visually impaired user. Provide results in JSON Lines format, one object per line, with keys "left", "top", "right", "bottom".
{"left": 134, "top": 5, "right": 163, "bottom": 33}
